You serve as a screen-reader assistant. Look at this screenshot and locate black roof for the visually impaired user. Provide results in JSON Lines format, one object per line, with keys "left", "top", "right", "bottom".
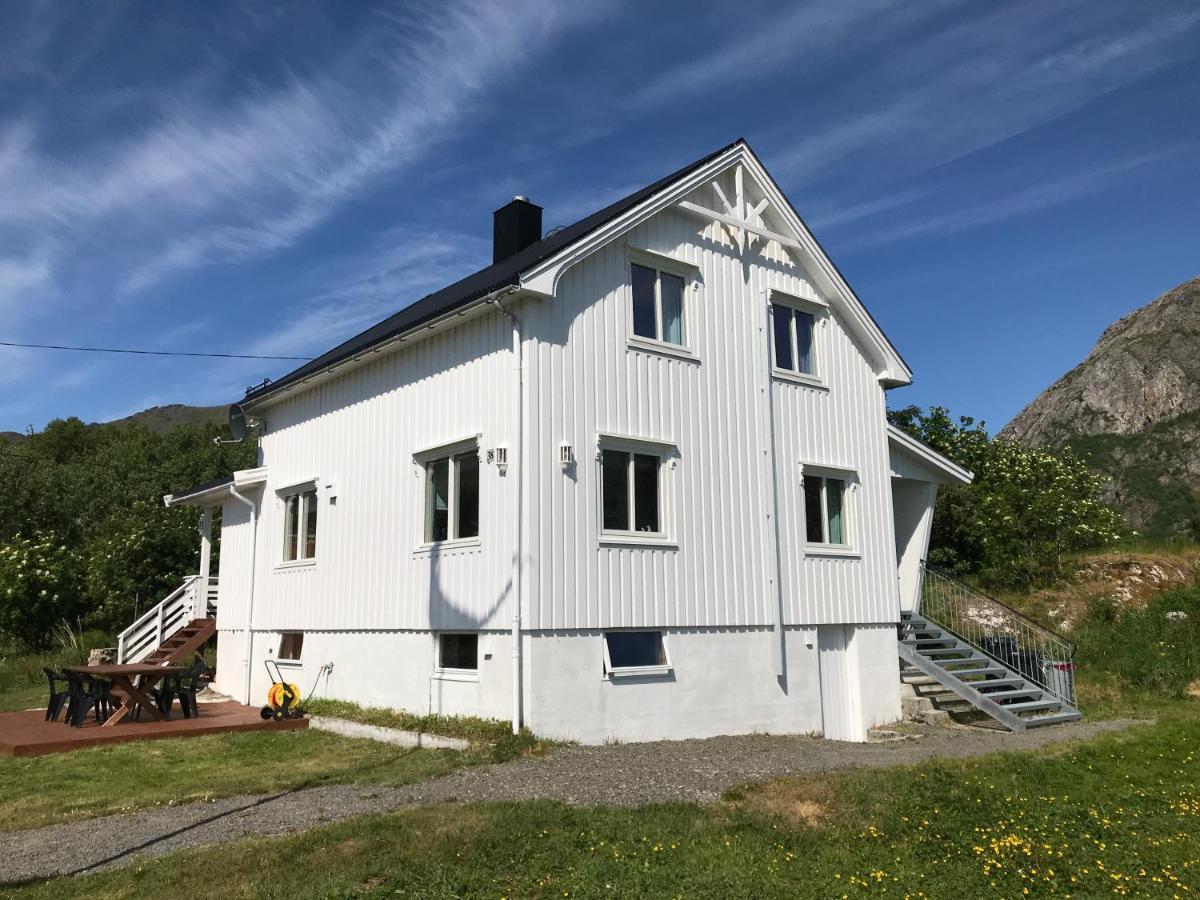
{"left": 243, "top": 138, "right": 746, "bottom": 405}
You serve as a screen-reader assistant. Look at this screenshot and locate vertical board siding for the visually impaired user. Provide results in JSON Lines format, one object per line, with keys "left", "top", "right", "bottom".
{"left": 246, "top": 312, "right": 517, "bottom": 632}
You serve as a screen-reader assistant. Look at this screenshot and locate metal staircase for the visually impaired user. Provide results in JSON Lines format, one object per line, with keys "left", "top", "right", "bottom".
{"left": 116, "top": 576, "right": 218, "bottom": 665}
{"left": 899, "top": 567, "right": 1081, "bottom": 732}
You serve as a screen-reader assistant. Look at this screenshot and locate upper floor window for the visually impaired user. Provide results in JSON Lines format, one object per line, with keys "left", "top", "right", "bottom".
{"left": 601, "top": 447, "right": 663, "bottom": 535}
{"left": 803, "top": 474, "right": 847, "bottom": 546}
{"left": 282, "top": 487, "right": 318, "bottom": 562}
{"left": 631, "top": 263, "right": 685, "bottom": 346}
{"left": 772, "top": 303, "right": 816, "bottom": 376}
{"left": 424, "top": 448, "right": 479, "bottom": 543}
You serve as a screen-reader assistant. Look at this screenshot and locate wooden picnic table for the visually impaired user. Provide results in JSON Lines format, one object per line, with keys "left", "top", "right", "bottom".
{"left": 63, "top": 664, "right": 184, "bottom": 728}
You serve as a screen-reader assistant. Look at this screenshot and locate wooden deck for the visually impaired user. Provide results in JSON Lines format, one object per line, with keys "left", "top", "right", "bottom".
{"left": 0, "top": 701, "right": 308, "bottom": 757}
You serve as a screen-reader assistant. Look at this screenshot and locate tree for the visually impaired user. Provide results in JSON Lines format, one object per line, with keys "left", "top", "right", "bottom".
{"left": 888, "top": 405, "right": 1125, "bottom": 589}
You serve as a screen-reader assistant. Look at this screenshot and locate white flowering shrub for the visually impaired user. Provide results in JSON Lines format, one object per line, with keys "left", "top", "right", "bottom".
{"left": 889, "top": 406, "right": 1125, "bottom": 589}
{"left": 0, "top": 533, "right": 84, "bottom": 649}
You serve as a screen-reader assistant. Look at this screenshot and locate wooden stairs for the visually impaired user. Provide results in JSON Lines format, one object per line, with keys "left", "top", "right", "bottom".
{"left": 899, "top": 611, "right": 1081, "bottom": 732}
{"left": 141, "top": 618, "right": 216, "bottom": 667}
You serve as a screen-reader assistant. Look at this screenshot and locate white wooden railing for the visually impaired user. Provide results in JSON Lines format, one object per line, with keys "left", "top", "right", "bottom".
{"left": 116, "top": 576, "right": 218, "bottom": 664}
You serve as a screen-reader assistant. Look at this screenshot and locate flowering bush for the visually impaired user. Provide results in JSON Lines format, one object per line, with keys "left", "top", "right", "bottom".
{"left": 889, "top": 406, "right": 1125, "bottom": 588}
{"left": 0, "top": 533, "right": 85, "bottom": 649}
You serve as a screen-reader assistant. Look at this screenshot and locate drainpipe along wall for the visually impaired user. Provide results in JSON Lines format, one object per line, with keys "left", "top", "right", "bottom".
{"left": 227, "top": 485, "right": 259, "bottom": 706}
{"left": 491, "top": 290, "right": 524, "bottom": 735}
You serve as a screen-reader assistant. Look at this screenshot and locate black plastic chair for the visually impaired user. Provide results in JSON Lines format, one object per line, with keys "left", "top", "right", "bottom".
{"left": 64, "top": 670, "right": 102, "bottom": 727}
{"left": 158, "top": 660, "right": 207, "bottom": 719}
{"left": 42, "top": 667, "right": 70, "bottom": 722}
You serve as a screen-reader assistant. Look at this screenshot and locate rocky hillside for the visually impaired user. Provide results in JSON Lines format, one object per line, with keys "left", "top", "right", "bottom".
{"left": 107, "top": 404, "right": 226, "bottom": 432}
{"left": 1001, "top": 276, "right": 1200, "bottom": 537}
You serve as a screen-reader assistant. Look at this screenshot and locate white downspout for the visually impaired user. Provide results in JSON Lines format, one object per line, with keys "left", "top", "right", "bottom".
{"left": 228, "top": 485, "right": 259, "bottom": 706}
{"left": 491, "top": 288, "right": 523, "bottom": 735}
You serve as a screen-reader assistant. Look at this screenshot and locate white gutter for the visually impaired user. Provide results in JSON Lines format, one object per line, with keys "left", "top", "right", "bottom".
{"left": 227, "top": 485, "right": 260, "bottom": 706}
{"left": 490, "top": 288, "right": 524, "bottom": 735}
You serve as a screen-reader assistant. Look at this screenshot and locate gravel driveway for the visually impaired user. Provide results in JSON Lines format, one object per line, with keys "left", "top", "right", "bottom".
{"left": 0, "top": 717, "right": 1138, "bottom": 885}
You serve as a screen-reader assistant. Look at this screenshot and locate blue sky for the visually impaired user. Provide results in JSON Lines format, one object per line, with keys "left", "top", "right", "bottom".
{"left": 1, "top": 0, "right": 1198, "bottom": 434}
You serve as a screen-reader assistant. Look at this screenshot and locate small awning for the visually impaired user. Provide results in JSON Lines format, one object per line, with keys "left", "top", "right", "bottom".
{"left": 887, "top": 425, "right": 973, "bottom": 485}
{"left": 164, "top": 467, "right": 268, "bottom": 507}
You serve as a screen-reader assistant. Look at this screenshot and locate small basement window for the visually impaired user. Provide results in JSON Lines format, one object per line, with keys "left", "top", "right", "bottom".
{"left": 282, "top": 487, "right": 318, "bottom": 562}
{"left": 601, "top": 447, "right": 664, "bottom": 535}
{"left": 771, "top": 303, "right": 816, "bottom": 377}
{"left": 803, "top": 474, "right": 848, "bottom": 546}
{"left": 438, "top": 633, "right": 478, "bottom": 672}
{"left": 631, "top": 262, "right": 686, "bottom": 345}
{"left": 278, "top": 632, "right": 304, "bottom": 661}
{"left": 424, "top": 448, "right": 480, "bottom": 543}
{"left": 604, "top": 631, "right": 670, "bottom": 676}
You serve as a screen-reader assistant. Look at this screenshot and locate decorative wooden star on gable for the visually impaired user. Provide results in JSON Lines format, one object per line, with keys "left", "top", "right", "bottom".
{"left": 676, "top": 163, "right": 802, "bottom": 256}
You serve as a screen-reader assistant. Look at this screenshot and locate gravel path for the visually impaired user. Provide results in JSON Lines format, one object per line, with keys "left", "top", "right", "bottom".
{"left": 0, "top": 717, "right": 1138, "bottom": 885}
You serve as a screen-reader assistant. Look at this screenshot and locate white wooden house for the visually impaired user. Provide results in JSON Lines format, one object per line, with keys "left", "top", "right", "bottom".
{"left": 146, "top": 139, "right": 1053, "bottom": 743}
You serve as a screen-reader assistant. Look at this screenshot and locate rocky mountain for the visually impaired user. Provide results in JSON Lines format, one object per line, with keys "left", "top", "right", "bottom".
{"left": 1001, "top": 276, "right": 1200, "bottom": 538}
{"left": 106, "top": 404, "right": 227, "bottom": 432}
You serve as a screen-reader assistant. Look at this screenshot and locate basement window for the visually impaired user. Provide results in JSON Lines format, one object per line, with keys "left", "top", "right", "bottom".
{"left": 631, "top": 262, "right": 686, "bottom": 346}
{"left": 281, "top": 487, "right": 318, "bottom": 563}
{"left": 278, "top": 632, "right": 304, "bottom": 662}
{"left": 438, "top": 633, "right": 478, "bottom": 672}
{"left": 423, "top": 447, "right": 480, "bottom": 544}
{"left": 603, "top": 631, "right": 671, "bottom": 678}
{"left": 803, "top": 474, "right": 848, "bottom": 546}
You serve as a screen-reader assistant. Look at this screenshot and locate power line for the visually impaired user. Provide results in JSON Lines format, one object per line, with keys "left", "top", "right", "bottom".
{"left": 0, "top": 340, "right": 312, "bottom": 361}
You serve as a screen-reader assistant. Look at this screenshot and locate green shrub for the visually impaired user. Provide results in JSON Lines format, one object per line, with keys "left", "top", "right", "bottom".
{"left": 889, "top": 405, "right": 1124, "bottom": 589}
{"left": 0, "top": 533, "right": 86, "bottom": 649}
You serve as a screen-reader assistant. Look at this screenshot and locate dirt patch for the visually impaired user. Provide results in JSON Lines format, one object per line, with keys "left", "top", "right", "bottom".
{"left": 726, "top": 777, "right": 835, "bottom": 828}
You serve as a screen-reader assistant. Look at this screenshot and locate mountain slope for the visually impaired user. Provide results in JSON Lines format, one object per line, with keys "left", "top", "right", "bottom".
{"left": 1001, "top": 276, "right": 1200, "bottom": 538}
{"left": 106, "top": 404, "right": 226, "bottom": 432}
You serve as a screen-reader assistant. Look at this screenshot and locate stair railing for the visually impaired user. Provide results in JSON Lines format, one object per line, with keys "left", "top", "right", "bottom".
{"left": 116, "top": 575, "right": 217, "bottom": 664}
{"left": 917, "top": 564, "right": 1077, "bottom": 707}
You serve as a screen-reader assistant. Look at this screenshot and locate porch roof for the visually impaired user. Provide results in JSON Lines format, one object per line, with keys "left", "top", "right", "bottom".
{"left": 887, "top": 425, "right": 973, "bottom": 485}
{"left": 163, "top": 467, "right": 268, "bottom": 507}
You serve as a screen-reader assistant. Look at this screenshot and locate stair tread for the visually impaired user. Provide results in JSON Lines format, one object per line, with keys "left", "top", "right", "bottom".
{"left": 1002, "top": 698, "right": 1063, "bottom": 712}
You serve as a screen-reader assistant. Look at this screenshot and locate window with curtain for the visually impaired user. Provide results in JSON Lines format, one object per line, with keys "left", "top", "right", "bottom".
{"left": 281, "top": 488, "right": 318, "bottom": 562}
{"left": 601, "top": 447, "right": 663, "bottom": 534}
{"left": 802, "top": 474, "right": 847, "bottom": 546}
{"left": 424, "top": 449, "right": 480, "bottom": 543}
{"left": 630, "top": 262, "right": 685, "bottom": 346}
{"left": 771, "top": 304, "right": 816, "bottom": 376}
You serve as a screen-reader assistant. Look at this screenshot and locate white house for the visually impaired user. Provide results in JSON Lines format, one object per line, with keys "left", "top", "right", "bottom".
{"left": 153, "top": 139, "right": 990, "bottom": 744}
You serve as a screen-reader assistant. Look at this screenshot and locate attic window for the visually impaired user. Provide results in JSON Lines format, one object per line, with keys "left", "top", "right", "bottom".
{"left": 631, "top": 263, "right": 685, "bottom": 346}
{"left": 772, "top": 304, "right": 816, "bottom": 377}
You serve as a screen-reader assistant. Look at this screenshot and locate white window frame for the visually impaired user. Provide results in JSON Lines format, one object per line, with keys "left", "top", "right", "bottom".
{"left": 801, "top": 466, "right": 856, "bottom": 554}
{"left": 602, "top": 630, "right": 672, "bottom": 679}
{"left": 627, "top": 250, "right": 697, "bottom": 358}
{"left": 414, "top": 437, "right": 481, "bottom": 549}
{"left": 278, "top": 481, "right": 318, "bottom": 567}
{"left": 770, "top": 290, "right": 826, "bottom": 386}
{"left": 596, "top": 433, "right": 676, "bottom": 546}
{"left": 434, "top": 632, "right": 480, "bottom": 682}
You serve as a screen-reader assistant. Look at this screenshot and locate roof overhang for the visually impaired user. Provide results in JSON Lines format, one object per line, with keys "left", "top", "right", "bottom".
{"left": 887, "top": 425, "right": 973, "bottom": 485}
{"left": 164, "top": 467, "right": 269, "bottom": 508}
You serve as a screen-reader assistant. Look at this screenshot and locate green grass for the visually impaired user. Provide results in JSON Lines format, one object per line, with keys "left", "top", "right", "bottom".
{"left": 5, "top": 711, "right": 1198, "bottom": 898}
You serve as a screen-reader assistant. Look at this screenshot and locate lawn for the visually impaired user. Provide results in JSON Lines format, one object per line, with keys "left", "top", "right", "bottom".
{"left": 4, "top": 709, "right": 1197, "bottom": 898}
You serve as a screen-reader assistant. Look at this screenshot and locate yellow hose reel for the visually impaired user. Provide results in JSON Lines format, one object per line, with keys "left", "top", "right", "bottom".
{"left": 266, "top": 681, "right": 300, "bottom": 710}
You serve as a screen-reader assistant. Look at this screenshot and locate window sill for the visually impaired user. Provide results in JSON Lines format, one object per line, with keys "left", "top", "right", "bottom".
{"left": 804, "top": 544, "right": 861, "bottom": 559}
{"left": 274, "top": 659, "right": 303, "bottom": 668}
{"left": 432, "top": 669, "right": 479, "bottom": 684}
{"left": 275, "top": 559, "right": 317, "bottom": 571}
{"left": 599, "top": 533, "right": 678, "bottom": 549}
{"left": 627, "top": 335, "right": 699, "bottom": 363}
{"left": 772, "top": 369, "right": 827, "bottom": 389}
{"left": 606, "top": 665, "right": 673, "bottom": 680}
{"left": 414, "top": 537, "right": 482, "bottom": 555}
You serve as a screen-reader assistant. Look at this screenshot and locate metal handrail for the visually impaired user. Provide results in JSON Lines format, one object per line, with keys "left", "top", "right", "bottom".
{"left": 917, "top": 564, "right": 1077, "bottom": 707}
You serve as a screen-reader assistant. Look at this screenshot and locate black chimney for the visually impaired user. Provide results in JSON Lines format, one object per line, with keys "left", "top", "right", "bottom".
{"left": 493, "top": 196, "right": 542, "bottom": 264}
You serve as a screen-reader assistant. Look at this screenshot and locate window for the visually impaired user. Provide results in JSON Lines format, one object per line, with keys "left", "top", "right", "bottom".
{"left": 803, "top": 475, "right": 847, "bottom": 545}
{"left": 424, "top": 449, "right": 479, "bottom": 543}
{"left": 772, "top": 304, "right": 816, "bottom": 376}
{"left": 601, "top": 448, "right": 662, "bottom": 534}
{"left": 603, "top": 631, "right": 670, "bottom": 676}
{"left": 631, "top": 263, "right": 685, "bottom": 345}
{"left": 282, "top": 488, "right": 318, "bottom": 562}
{"left": 278, "top": 632, "right": 304, "bottom": 661}
{"left": 438, "top": 633, "right": 478, "bottom": 671}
